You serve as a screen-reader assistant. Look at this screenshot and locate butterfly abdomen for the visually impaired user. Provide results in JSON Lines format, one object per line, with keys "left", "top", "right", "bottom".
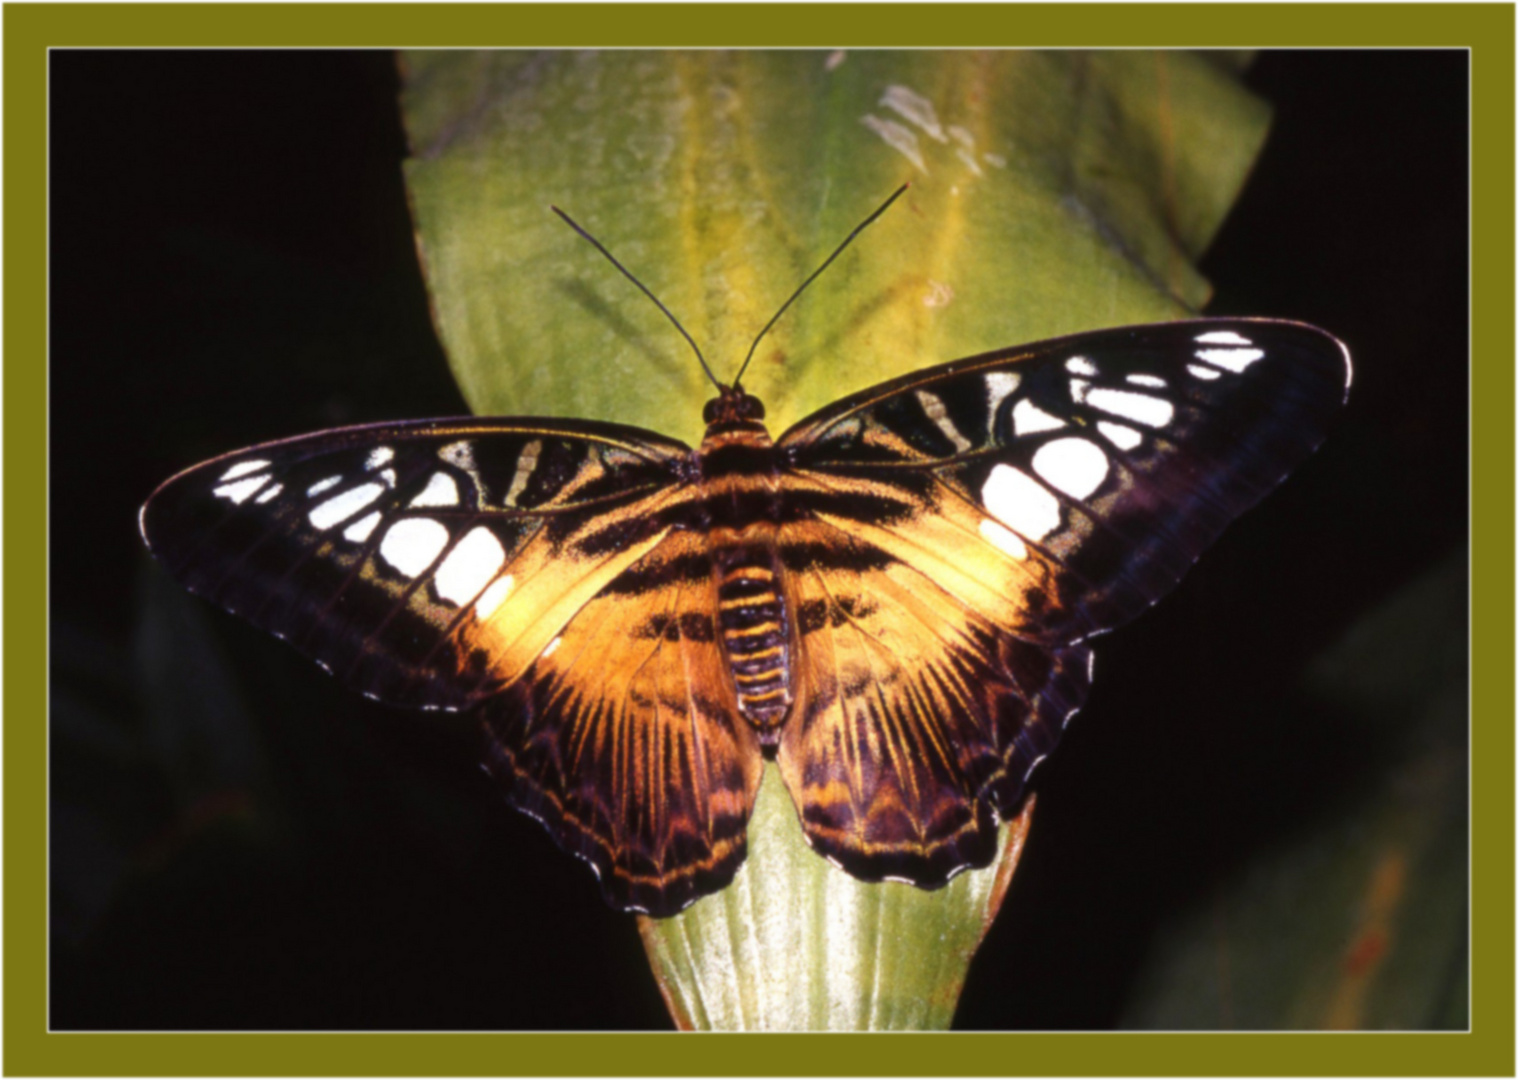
{"left": 714, "top": 547, "right": 792, "bottom": 735}
{"left": 696, "top": 416, "right": 796, "bottom": 739}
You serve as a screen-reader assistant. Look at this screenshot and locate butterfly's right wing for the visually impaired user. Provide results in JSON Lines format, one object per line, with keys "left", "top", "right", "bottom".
{"left": 771, "top": 319, "right": 1349, "bottom": 886}
{"left": 141, "top": 417, "right": 762, "bottom": 913}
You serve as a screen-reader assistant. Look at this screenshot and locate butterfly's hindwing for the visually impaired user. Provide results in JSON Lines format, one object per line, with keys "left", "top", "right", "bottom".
{"left": 483, "top": 529, "right": 764, "bottom": 914}
{"left": 775, "top": 516, "right": 1092, "bottom": 884}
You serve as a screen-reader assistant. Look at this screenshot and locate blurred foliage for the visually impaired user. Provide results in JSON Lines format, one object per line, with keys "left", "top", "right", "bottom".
{"left": 52, "top": 571, "right": 276, "bottom": 950}
{"left": 1122, "top": 551, "right": 1468, "bottom": 1029}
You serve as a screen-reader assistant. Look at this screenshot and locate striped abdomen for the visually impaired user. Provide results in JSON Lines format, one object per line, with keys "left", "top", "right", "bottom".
{"left": 716, "top": 549, "right": 791, "bottom": 736}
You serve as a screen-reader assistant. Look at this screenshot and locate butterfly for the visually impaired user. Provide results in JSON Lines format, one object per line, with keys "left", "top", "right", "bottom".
{"left": 139, "top": 189, "right": 1351, "bottom": 916}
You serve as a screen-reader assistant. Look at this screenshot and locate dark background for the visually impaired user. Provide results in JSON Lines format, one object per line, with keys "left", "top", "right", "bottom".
{"left": 49, "top": 51, "right": 1468, "bottom": 1030}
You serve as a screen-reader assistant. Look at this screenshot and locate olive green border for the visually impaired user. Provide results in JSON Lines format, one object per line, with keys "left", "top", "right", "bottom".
{"left": 8, "top": 4, "right": 1511, "bottom": 1076}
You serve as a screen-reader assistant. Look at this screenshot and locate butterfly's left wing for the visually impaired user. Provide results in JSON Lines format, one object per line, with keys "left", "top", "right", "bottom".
{"left": 141, "top": 417, "right": 764, "bottom": 914}
{"left": 774, "top": 318, "right": 1349, "bottom": 884}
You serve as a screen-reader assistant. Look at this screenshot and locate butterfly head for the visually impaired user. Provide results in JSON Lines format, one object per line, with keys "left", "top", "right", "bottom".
{"left": 703, "top": 384, "right": 766, "bottom": 428}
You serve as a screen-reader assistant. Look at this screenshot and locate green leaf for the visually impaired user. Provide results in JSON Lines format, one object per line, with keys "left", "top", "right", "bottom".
{"left": 400, "top": 50, "right": 1267, "bottom": 440}
{"left": 638, "top": 765, "right": 1034, "bottom": 1031}
{"left": 399, "top": 49, "right": 1272, "bottom": 1030}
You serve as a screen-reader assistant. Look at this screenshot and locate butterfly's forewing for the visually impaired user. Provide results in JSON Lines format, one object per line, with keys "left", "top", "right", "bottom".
{"left": 141, "top": 417, "right": 761, "bottom": 912}
{"left": 776, "top": 318, "right": 1348, "bottom": 879}
{"left": 141, "top": 418, "right": 689, "bottom": 708}
{"left": 784, "top": 319, "right": 1350, "bottom": 644}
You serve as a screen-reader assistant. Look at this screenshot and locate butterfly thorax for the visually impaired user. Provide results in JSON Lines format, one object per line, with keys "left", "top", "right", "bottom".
{"left": 697, "top": 391, "right": 794, "bottom": 743}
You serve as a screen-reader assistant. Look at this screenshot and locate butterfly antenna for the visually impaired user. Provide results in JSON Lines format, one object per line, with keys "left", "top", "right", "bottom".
{"left": 550, "top": 205, "right": 723, "bottom": 393}
{"left": 732, "top": 182, "right": 910, "bottom": 389}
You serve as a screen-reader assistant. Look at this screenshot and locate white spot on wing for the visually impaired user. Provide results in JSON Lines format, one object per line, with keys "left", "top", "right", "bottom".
{"left": 947, "top": 124, "right": 975, "bottom": 148}
{"left": 213, "top": 476, "right": 268, "bottom": 505}
{"left": 1126, "top": 373, "right": 1166, "bottom": 389}
{"left": 599, "top": 445, "right": 644, "bottom": 469}
{"left": 439, "top": 441, "right": 485, "bottom": 499}
{"left": 820, "top": 416, "right": 863, "bottom": 447}
{"left": 982, "top": 152, "right": 1007, "bottom": 168}
{"left": 377, "top": 468, "right": 398, "bottom": 489}
{"left": 1086, "top": 387, "right": 1175, "bottom": 428}
{"left": 1013, "top": 398, "right": 1065, "bottom": 436}
{"left": 981, "top": 463, "right": 1061, "bottom": 542}
{"left": 379, "top": 518, "right": 449, "bottom": 578}
{"left": 410, "top": 472, "right": 460, "bottom": 508}
{"left": 860, "top": 114, "right": 925, "bottom": 172}
{"left": 254, "top": 483, "right": 283, "bottom": 504}
{"left": 1097, "top": 421, "right": 1143, "bottom": 451}
{"left": 307, "top": 475, "right": 342, "bottom": 496}
{"left": 219, "top": 459, "right": 271, "bottom": 482}
{"left": 1187, "top": 363, "right": 1223, "bottom": 381}
{"left": 1195, "top": 330, "right": 1253, "bottom": 346}
{"left": 880, "top": 84, "right": 947, "bottom": 142}
{"left": 365, "top": 446, "right": 395, "bottom": 470}
{"left": 955, "top": 147, "right": 984, "bottom": 176}
{"left": 915, "top": 389, "right": 972, "bottom": 452}
{"left": 979, "top": 517, "right": 1028, "bottom": 559}
{"left": 343, "top": 510, "right": 382, "bottom": 542}
{"left": 474, "top": 575, "right": 515, "bottom": 621}
{"left": 1033, "top": 437, "right": 1109, "bottom": 499}
{"left": 504, "top": 439, "right": 542, "bottom": 508}
{"left": 309, "top": 482, "right": 384, "bottom": 530}
{"left": 542, "top": 635, "right": 564, "bottom": 659}
{"left": 984, "top": 371, "right": 1020, "bottom": 418}
{"left": 1065, "top": 355, "right": 1098, "bottom": 377}
{"left": 434, "top": 526, "right": 507, "bottom": 606}
{"left": 1195, "top": 347, "right": 1265, "bottom": 373}
{"left": 439, "top": 441, "right": 477, "bottom": 472}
